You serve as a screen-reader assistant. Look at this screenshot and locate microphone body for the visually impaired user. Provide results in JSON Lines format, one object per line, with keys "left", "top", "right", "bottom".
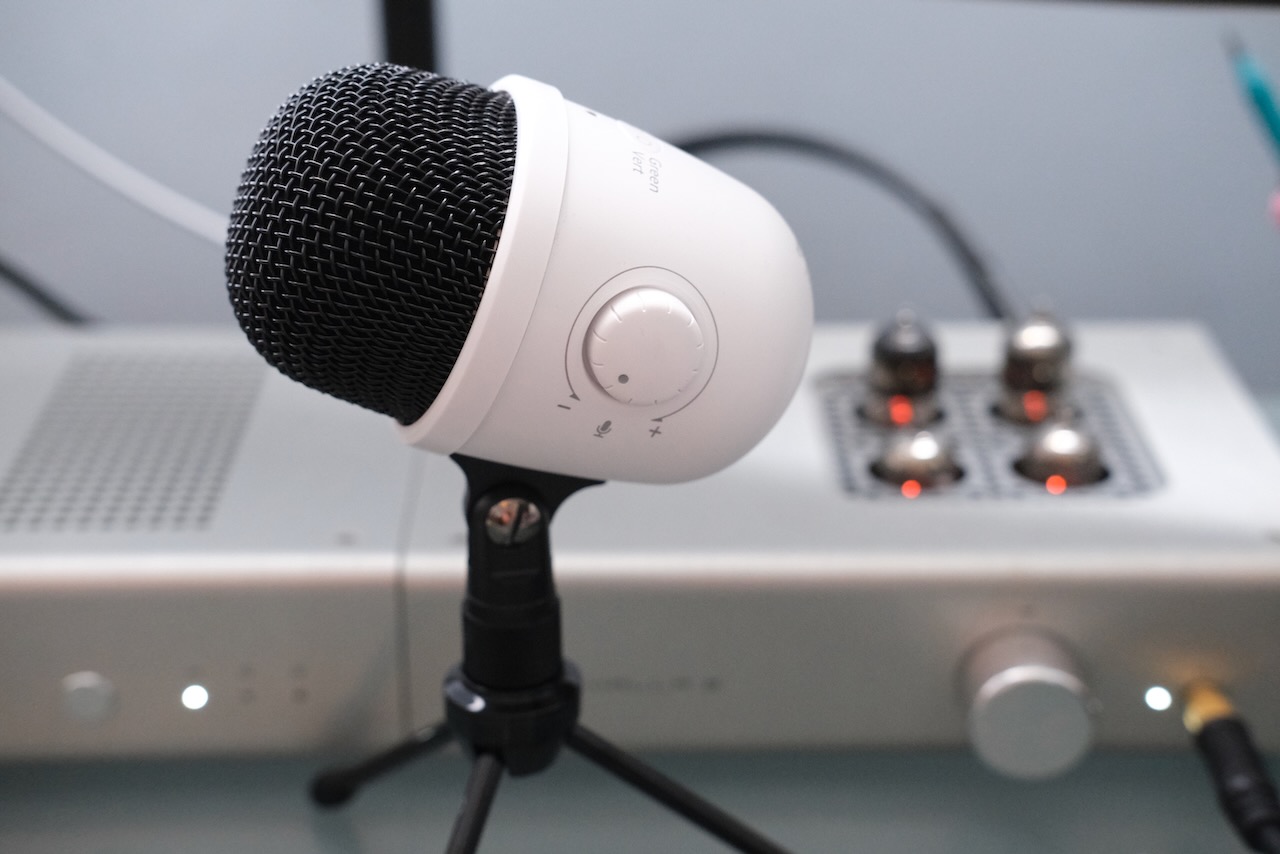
{"left": 228, "top": 66, "right": 812, "bottom": 484}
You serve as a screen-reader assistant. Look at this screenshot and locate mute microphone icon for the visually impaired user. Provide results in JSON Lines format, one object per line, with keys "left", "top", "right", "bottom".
{"left": 594, "top": 420, "right": 613, "bottom": 438}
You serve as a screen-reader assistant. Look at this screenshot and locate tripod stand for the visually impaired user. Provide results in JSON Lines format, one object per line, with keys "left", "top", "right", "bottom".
{"left": 310, "top": 454, "right": 792, "bottom": 854}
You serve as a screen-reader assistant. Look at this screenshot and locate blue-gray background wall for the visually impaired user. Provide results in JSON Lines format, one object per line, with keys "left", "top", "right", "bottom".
{"left": 2, "top": 1, "right": 1278, "bottom": 388}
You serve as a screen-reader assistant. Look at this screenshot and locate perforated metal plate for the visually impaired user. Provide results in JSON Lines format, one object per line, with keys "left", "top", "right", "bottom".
{"left": 0, "top": 353, "right": 264, "bottom": 532}
{"left": 819, "top": 371, "right": 1163, "bottom": 499}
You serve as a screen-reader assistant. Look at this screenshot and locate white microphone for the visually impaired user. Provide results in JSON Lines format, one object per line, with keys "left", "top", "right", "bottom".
{"left": 226, "top": 64, "right": 812, "bottom": 483}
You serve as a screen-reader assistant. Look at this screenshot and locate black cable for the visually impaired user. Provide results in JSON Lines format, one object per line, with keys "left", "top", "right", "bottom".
{"left": 1183, "top": 683, "right": 1280, "bottom": 853}
{"left": 672, "top": 129, "right": 1018, "bottom": 322}
{"left": 381, "top": 0, "right": 436, "bottom": 71}
{"left": 0, "top": 251, "right": 91, "bottom": 324}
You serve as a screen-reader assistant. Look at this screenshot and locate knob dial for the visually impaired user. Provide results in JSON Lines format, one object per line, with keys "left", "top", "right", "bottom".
{"left": 584, "top": 287, "right": 705, "bottom": 406}
{"left": 62, "top": 671, "right": 118, "bottom": 724}
{"left": 962, "top": 631, "right": 1095, "bottom": 779}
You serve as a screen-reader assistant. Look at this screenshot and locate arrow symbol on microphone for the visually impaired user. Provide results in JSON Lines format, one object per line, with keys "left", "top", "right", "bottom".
{"left": 563, "top": 338, "right": 582, "bottom": 401}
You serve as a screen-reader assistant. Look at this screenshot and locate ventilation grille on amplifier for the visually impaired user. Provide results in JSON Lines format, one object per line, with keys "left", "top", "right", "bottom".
{"left": 0, "top": 352, "right": 264, "bottom": 533}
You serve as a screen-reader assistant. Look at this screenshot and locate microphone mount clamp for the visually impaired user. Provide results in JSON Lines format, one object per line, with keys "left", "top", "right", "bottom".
{"left": 308, "top": 454, "right": 790, "bottom": 854}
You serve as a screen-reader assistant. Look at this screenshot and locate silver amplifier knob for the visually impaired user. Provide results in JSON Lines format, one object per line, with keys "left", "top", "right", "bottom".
{"left": 961, "top": 630, "right": 1096, "bottom": 780}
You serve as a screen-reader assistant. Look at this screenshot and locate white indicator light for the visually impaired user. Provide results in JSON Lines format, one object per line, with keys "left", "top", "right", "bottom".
{"left": 181, "top": 684, "right": 210, "bottom": 711}
{"left": 1144, "top": 685, "right": 1173, "bottom": 712}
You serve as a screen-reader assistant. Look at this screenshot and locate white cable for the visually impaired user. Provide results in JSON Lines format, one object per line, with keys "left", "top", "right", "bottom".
{"left": 0, "top": 73, "right": 228, "bottom": 246}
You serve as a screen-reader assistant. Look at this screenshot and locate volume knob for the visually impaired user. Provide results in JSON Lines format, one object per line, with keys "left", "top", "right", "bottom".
{"left": 962, "top": 631, "right": 1095, "bottom": 780}
{"left": 584, "top": 287, "right": 705, "bottom": 407}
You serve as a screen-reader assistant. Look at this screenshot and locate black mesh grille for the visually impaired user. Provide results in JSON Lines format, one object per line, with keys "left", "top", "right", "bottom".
{"left": 225, "top": 64, "right": 518, "bottom": 424}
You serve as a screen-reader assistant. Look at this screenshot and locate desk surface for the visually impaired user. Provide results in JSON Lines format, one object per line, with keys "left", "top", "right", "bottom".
{"left": 0, "top": 749, "right": 1271, "bottom": 853}
{"left": 4, "top": 399, "right": 1279, "bottom": 853}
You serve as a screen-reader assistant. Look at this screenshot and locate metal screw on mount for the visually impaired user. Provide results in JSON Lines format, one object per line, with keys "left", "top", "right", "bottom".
{"left": 484, "top": 498, "right": 544, "bottom": 546}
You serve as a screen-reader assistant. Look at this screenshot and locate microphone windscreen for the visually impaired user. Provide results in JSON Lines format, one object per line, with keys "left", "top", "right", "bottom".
{"left": 225, "top": 64, "right": 517, "bottom": 424}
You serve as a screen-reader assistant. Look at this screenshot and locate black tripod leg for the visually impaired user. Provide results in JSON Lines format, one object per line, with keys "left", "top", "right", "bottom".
{"left": 311, "top": 721, "right": 455, "bottom": 807}
{"left": 446, "top": 753, "right": 504, "bottom": 854}
{"left": 566, "top": 725, "right": 792, "bottom": 854}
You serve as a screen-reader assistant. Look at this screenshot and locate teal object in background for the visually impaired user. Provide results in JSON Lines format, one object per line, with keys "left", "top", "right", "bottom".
{"left": 1230, "top": 36, "right": 1280, "bottom": 168}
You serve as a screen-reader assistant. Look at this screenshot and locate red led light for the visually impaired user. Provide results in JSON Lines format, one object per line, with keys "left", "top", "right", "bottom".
{"left": 901, "top": 479, "right": 923, "bottom": 499}
{"left": 888, "top": 395, "right": 915, "bottom": 426}
{"left": 1045, "top": 474, "right": 1068, "bottom": 495}
{"left": 1022, "top": 390, "right": 1048, "bottom": 423}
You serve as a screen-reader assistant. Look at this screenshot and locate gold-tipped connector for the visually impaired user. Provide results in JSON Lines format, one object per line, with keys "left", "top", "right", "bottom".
{"left": 1182, "top": 681, "right": 1237, "bottom": 735}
